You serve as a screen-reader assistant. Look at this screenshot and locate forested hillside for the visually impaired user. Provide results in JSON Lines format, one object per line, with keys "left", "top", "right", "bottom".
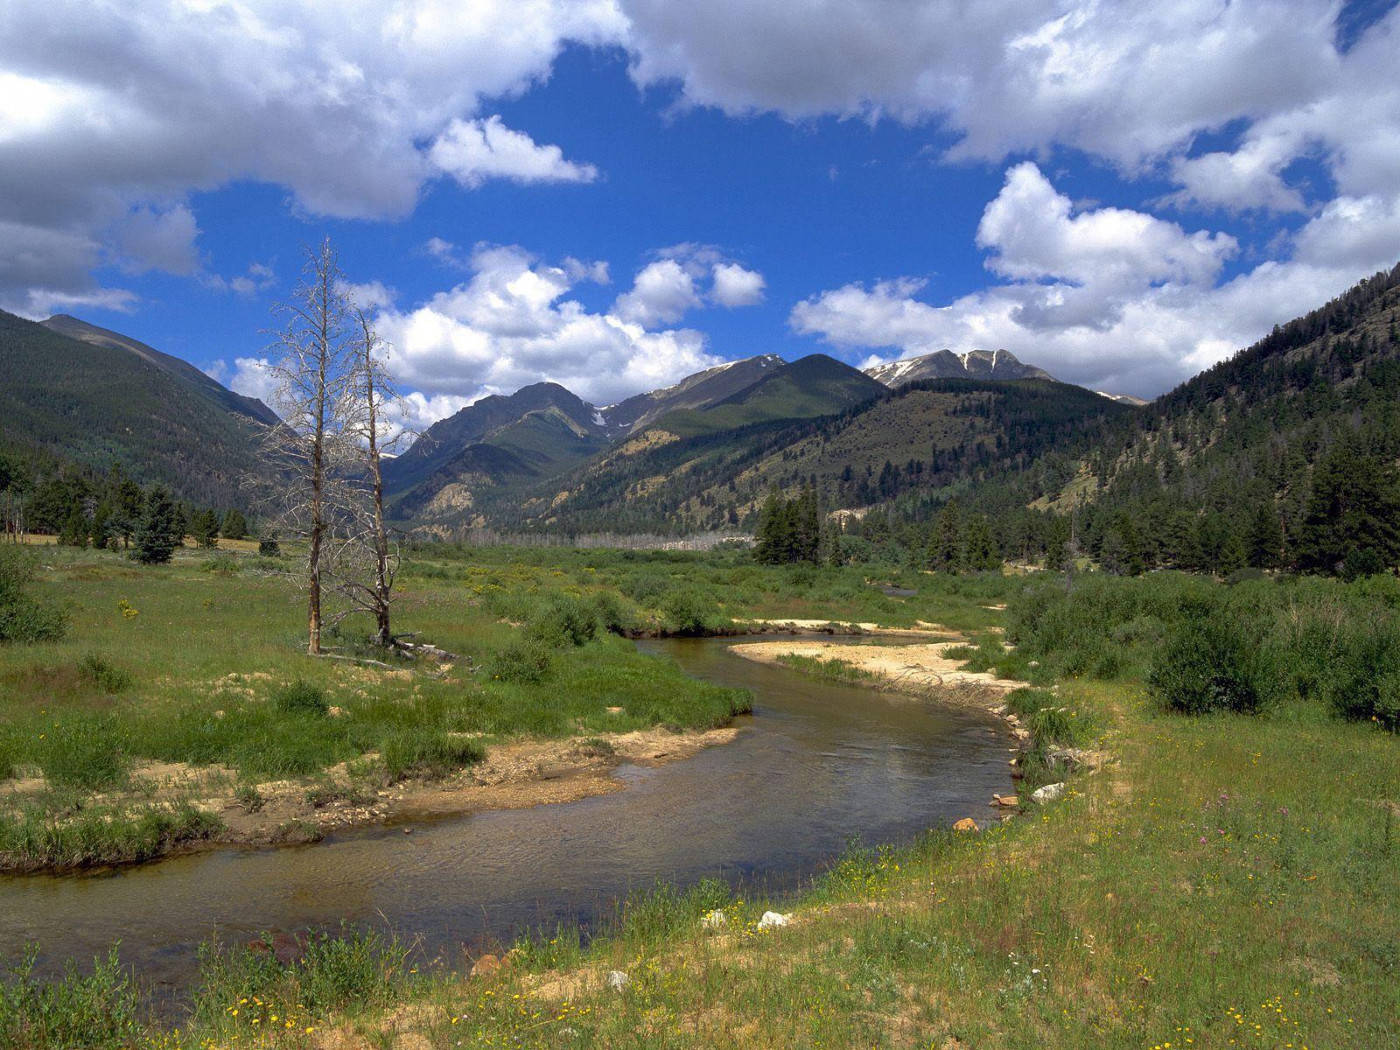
{"left": 1048, "top": 262, "right": 1400, "bottom": 576}
{"left": 0, "top": 310, "right": 269, "bottom": 510}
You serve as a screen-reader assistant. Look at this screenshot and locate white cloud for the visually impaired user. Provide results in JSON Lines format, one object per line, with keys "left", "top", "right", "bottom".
{"left": 429, "top": 116, "right": 597, "bottom": 188}
{"left": 338, "top": 279, "right": 397, "bottom": 312}
{"left": 613, "top": 246, "right": 766, "bottom": 325}
{"left": 792, "top": 163, "right": 1392, "bottom": 397}
{"left": 370, "top": 244, "right": 723, "bottom": 412}
{"left": 227, "top": 356, "right": 280, "bottom": 405}
{"left": 711, "top": 262, "right": 765, "bottom": 307}
{"left": 0, "top": 0, "right": 626, "bottom": 309}
{"left": 613, "top": 259, "right": 702, "bottom": 326}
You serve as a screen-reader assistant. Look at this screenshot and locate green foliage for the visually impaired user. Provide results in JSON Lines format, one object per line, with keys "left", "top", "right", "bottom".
{"left": 192, "top": 927, "right": 410, "bottom": 1034}
{"left": 381, "top": 730, "right": 484, "bottom": 782}
{"left": 221, "top": 508, "right": 248, "bottom": 540}
{"left": 1150, "top": 611, "right": 1266, "bottom": 715}
{"left": 132, "top": 486, "right": 181, "bottom": 565}
{"left": 488, "top": 638, "right": 553, "bottom": 683}
{"left": 189, "top": 507, "right": 221, "bottom": 548}
{"left": 36, "top": 714, "right": 128, "bottom": 790}
{"left": 0, "top": 946, "right": 143, "bottom": 1049}
{"left": 76, "top": 653, "right": 133, "bottom": 694}
{"left": 0, "top": 547, "right": 66, "bottom": 644}
{"left": 527, "top": 595, "right": 598, "bottom": 647}
{"left": 1293, "top": 438, "right": 1400, "bottom": 575}
{"left": 0, "top": 803, "right": 222, "bottom": 871}
{"left": 257, "top": 533, "right": 281, "bottom": 556}
{"left": 271, "top": 679, "right": 330, "bottom": 717}
{"left": 661, "top": 586, "right": 725, "bottom": 635}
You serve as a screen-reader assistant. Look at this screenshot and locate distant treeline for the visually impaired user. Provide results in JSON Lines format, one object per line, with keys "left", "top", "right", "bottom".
{"left": 0, "top": 445, "right": 253, "bottom": 550}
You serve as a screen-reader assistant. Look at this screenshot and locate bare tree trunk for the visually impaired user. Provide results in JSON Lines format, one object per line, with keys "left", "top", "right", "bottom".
{"left": 354, "top": 308, "right": 395, "bottom": 647}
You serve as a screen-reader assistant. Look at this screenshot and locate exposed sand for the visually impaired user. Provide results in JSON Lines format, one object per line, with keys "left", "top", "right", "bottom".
{"left": 727, "top": 639, "right": 1026, "bottom": 699}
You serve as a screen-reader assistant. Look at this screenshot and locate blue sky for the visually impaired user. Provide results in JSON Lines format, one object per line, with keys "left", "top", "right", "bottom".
{"left": 3, "top": 1, "right": 1399, "bottom": 423}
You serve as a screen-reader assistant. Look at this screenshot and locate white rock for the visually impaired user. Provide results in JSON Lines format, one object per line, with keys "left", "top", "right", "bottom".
{"left": 1032, "top": 782, "right": 1066, "bottom": 803}
{"left": 757, "top": 910, "right": 790, "bottom": 929}
{"left": 606, "top": 970, "right": 629, "bottom": 991}
{"left": 700, "top": 909, "right": 727, "bottom": 929}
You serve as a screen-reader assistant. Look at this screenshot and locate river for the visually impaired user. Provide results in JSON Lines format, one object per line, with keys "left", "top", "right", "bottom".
{"left": 0, "top": 636, "right": 1013, "bottom": 996}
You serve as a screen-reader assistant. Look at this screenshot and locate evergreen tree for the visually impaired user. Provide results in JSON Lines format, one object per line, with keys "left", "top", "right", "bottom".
{"left": 221, "top": 508, "right": 249, "bottom": 541}
{"left": 928, "top": 502, "right": 962, "bottom": 572}
{"left": 1246, "top": 502, "right": 1284, "bottom": 569}
{"left": 190, "top": 508, "right": 220, "bottom": 548}
{"left": 133, "top": 487, "right": 181, "bottom": 565}
{"left": 1294, "top": 440, "right": 1400, "bottom": 574}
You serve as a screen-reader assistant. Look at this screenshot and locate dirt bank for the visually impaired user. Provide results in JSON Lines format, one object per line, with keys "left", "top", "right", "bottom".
{"left": 0, "top": 726, "right": 742, "bottom": 869}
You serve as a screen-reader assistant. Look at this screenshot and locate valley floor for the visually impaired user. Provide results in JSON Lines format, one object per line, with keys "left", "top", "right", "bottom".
{"left": 1, "top": 546, "right": 1396, "bottom": 1048}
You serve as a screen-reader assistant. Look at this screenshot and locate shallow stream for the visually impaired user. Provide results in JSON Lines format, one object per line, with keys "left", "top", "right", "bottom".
{"left": 0, "top": 636, "right": 1013, "bottom": 995}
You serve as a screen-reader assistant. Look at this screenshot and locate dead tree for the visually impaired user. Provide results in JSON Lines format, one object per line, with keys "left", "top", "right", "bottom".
{"left": 260, "top": 238, "right": 354, "bottom": 655}
{"left": 329, "top": 306, "right": 405, "bottom": 647}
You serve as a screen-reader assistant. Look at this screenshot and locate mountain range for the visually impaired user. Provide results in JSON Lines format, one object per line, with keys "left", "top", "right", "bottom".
{"left": 5, "top": 260, "right": 1398, "bottom": 551}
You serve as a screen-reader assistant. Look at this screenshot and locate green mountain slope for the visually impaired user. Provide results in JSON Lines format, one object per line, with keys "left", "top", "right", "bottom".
{"left": 602, "top": 355, "right": 784, "bottom": 435}
{"left": 41, "top": 314, "right": 279, "bottom": 425}
{"left": 1020, "top": 260, "right": 1400, "bottom": 572}
{"left": 523, "top": 378, "right": 1131, "bottom": 535}
{"left": 654, "top": 354, "right": 887, "bottom": 437}
{"left": 0, "top": 309, "right": 269, "bottom": 509}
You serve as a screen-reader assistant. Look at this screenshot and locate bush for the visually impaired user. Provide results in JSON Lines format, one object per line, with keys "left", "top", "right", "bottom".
{"left": 0, "top": 546, "right": 67, "bottom": 643}
{"left": 0, "top": 946, "right": 143, "bottom": 1049}
{"left": 488, "top": 639, "right": 552, "bottom": 683}
{"left": 271, "top": 679, "right": 330, "bottom": 716}
{"left": 258, "top": 534, "right": 281, "bottom": 556}
{"left": 1149, "top": 611, "right": 1265, "bottom": 715}
{"left": 661, "top": 587, "right": 723, "bottom": 635}
{"left": 76, "top": 653, "right": 134, "bottom": 694}
{"left": 201, "top": 554, "right": 240, "bottom": 575}
{"left": 527, "top": 596, "right": 598, "bottom": 647}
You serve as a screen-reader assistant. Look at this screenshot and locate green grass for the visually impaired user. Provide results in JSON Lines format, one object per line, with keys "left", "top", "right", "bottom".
{"left": 1, "top": 553, "right": 1397, "bottom": 1047}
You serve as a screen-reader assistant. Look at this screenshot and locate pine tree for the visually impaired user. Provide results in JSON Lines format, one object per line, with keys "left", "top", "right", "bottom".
{"left": 1294, "top": 439, "right": 1400, "bottom": 574}
{"left": 221, "top": 509, "right": 249, "bottom": 541}
{"left": 1246, "top": 502, "right": 1284, "bottom": 569}
{"left": 134, "top": 487, "right": 181, "bottom": 565}
{"left": 190, "top": 508, "right": 220, "bottom": 548}
{"left": 928, "top": 502, "right": 962, "bottom": 572}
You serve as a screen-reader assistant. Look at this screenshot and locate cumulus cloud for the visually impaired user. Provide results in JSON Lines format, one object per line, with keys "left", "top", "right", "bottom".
{"left": 0, "top": 0, "right": 624, "bottom": 310}
{"left": 792, "top": 163, "right": 1394, "bottom": 397}
{"left": 370, "top": 244, "right": 724, "bottom": 412}
{"left": 711, "top": 262, "right": 766, "bottom": 307}
{"left": 429, "top": 116, "right": 598, "bottom": 188}
{"left": 613, "top": 245, "right": 765, "bottom": 326}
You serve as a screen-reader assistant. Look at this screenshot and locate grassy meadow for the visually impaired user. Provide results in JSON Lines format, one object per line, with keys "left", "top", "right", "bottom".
{"left": 1, "top": 544, "right": 1397, "bottom": 1047}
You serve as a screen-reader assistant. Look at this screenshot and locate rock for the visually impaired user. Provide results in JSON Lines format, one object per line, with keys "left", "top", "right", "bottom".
{"left": 700, "top": 909, "right": 727, "bottom": 929}
{"left": 757, "top": 911, "right": 790, "bottom": 930}
{"left": 1046, "top": 746, "right": 1095, "bottom": 772}
{"left": 953, "top": 817, "right": 980, "bottom": 833}
{"left": 470, "top": 954, "right": 503, "bottom": 980}
{"left": 1032, "top": 782, "right": 1066, "bottom": 803}
{"left": 991, "top": 794, "right": 1019, "bottom": 808}
{"left": 606, "top": 970, "right": 630, "bottom": 991}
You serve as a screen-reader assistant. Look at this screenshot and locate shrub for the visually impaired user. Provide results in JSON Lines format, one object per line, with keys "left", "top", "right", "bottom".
{"left": 0, "top": 946, "right": 143, "bottom": 1049}
{"left": 258, "top": 534, "right": 281, "bottom": 556}
{"left": 527, "top": 596, "right": 598, "bottom": 647}
{"left": 201, "top": 554, "right": 240, "bottom": 575}
{"left": 0, "top": 546, "right": 67, "bottom": 643}
{"left": 76, "top": 653, "right": 134, "bottom": 694}
{"left": 488, "top": 638, "right": 552, "bottom": 683}
{"left": 661, "top": 587, "right": 723, "bottom": 635}
{"left": 271, "top": 679, "right": 330, "bottom": 716}
{"left": 1149, "top": 611, "right": 1264, "bottom": 715}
